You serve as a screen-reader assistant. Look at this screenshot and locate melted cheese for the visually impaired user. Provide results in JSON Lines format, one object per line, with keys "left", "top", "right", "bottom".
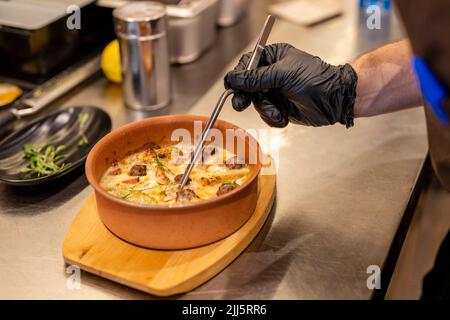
{"left": 100, "top": 144, "right": 251, "bottom": 206}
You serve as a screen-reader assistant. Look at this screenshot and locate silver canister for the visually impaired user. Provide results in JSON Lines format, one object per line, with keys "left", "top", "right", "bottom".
{"left": 217, "top": 0, "right": 250, "bottom": 27}
{"left": 166, "top": 0, "right": 219, "bottom": 64}
{"left": 113, "top": 2, "right": 171, "bottom": 110}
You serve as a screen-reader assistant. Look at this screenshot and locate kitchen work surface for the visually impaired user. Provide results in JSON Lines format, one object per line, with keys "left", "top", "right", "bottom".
{"left": 0, "top": 0, "right": 428, "bottom": 299}
{"left": 63, "top": 173, "right": 275, "bottom": 297}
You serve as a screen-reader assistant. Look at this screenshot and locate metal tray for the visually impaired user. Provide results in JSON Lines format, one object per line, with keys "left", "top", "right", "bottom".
{"left": 217, "top": 0, "right": 250, "bottom": 27}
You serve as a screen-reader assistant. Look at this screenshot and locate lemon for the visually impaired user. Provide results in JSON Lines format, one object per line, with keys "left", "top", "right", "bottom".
{"left": 101, "top": 40, "right": 122, "bottom": 84}
{"left": 0, "top": 83, "right": 22, "bottom": 106}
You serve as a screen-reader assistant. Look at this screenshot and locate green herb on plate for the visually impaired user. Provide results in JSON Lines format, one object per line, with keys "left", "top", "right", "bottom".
{"left": 20, "top": 144, "right": 71, "bottom": 177}
{"left": 78, "top": 112, "right": 89, "bottom": 129}
{"left": 78, "top": 135, "right": 88, "bottom": 148}
{"left": 77, "top": 112, "right": 89, "bottom": 148}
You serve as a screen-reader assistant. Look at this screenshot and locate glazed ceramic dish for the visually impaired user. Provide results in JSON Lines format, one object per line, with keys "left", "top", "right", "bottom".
{"left": 86, "top": 115, "right": 262, "bottom": 249}
{"left": 0, "top": 106, "right": 111, "bottom": 186}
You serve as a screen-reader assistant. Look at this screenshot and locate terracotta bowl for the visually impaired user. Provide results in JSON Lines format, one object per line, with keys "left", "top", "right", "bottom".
{"left": 85, "top": 115, "right": 262, "bottom": 250}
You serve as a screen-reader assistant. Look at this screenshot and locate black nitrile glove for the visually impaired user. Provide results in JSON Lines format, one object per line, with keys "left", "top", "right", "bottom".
{"left": 224, "top": 43, "right": 358, "bottom": 128}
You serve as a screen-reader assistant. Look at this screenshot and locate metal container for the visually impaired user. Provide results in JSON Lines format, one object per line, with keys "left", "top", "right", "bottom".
{"left": 113, "top": 2, "right": 171, "bottom": 110}
{"left": 98, "top": 0, "right": 220, "bottom": 64}
{"left": 166, "top": 0, "right": 219, "bottom": 64}
{"left": 0, "top": 0, "right": 114, "bottom": 83}
{"left": 217, "top": 0, "right": 250, "bottom": 27}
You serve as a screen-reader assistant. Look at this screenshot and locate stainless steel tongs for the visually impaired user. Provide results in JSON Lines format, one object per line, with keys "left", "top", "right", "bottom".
{"left": 179, "top": 15, "right": 275, "bottom": 190}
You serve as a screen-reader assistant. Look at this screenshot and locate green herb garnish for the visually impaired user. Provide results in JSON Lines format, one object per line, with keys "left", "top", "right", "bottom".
{"left": 20, "top": 144, "right": 71, "bottom": 177}
{"left": 78, "top": 135, "right": 88, "bottom": 148}
{"left": 154, "top": 157, "right": 175, "bottom": 175}
{"left": 121, "top": 185, "right": 163, "bottom": 199}
{"left": 155, "top": 157, "right": 164, "bottom": 168}
{"left": 121, "top": 185, "right": 136, "bottom": 199}
{"left": 77, "top": 112, "right": 89, "bottom": 148}
{"left": 222, "top": 180, "right": 238, "bottom": 187}
{"left": 78, "top": 112, "right": 89, "bottom": 129}
{"left": 121, "top": 192, "right": 132, "bottom": 199}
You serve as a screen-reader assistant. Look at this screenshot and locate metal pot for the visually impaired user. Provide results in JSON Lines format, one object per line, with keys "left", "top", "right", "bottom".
{"left": 217, "top": 0, "right": 250, "bottom": 27}
{"left": 166, "top": 0, "right": 220, "bottom": 64}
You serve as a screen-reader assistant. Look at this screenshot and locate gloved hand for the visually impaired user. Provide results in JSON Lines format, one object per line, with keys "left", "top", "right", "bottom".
{"left": 224, "top": 43, "right": 358, "bottom": 128}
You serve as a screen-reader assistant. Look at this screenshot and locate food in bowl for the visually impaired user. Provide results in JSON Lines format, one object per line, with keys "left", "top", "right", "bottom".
{"left": 85, "top": 115, "right": 262, "bottom": 249}
{"left": 99, "top": 142, "right": 251, "bottom": 205}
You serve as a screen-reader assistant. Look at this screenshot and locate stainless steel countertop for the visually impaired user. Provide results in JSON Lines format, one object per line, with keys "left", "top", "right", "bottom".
{"left": 0, "top": 0, "right": 429, "bottom": 299}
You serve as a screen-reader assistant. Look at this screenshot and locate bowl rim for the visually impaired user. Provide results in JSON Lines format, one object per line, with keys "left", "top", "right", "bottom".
{"left": 85, "top": 114, "right": 262, "bottom": 211}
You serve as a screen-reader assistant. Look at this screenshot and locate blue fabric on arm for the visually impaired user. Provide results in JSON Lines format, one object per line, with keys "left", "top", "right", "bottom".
{"left": 412, "top": 55, "right": 449, "bottom": 125}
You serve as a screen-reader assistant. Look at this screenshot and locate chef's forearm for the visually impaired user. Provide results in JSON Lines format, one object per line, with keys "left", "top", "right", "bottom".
{"left": 352, "top": 39, "right": 423, "bottom": 117}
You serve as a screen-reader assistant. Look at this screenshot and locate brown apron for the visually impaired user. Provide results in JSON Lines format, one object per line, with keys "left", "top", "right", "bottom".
{"left": 395, "top": 0, "right": 450, "bottom": 191}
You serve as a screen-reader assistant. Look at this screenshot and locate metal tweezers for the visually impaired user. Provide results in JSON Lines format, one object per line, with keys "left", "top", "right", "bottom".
{"left": 179, "top": 15, "right": 275, "bottom": 190}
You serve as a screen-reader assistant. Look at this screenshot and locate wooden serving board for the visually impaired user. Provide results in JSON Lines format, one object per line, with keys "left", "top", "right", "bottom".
{"left": 62, "top": 173, "right": 276, "bottom": 297}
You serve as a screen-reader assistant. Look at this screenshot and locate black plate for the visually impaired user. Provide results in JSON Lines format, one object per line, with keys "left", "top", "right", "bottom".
{"left": 0, "top": 106, "right": 111, "bottom": 186}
